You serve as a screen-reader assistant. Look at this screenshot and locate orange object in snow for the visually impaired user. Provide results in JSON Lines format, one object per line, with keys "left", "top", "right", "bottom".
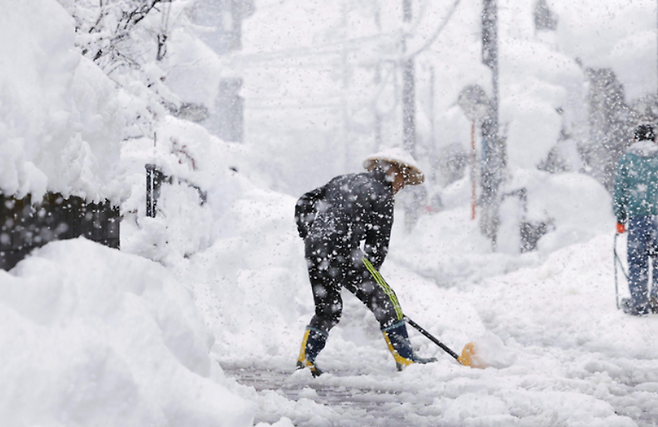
{"left": 457, "top": 341, "right": 487, "bottom": 368}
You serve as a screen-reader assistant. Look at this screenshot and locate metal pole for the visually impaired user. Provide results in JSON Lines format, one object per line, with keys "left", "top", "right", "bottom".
{"left": 146, "top": 164, "right": 156, "bottom": 218}
{"left": 481, "top": 0, "right": 504, "bottom": 249}
{"left": 429, "top": 65, "right": 437, "bottom": 182}
{"left": 374, "top": 3, "right": 383, "bottom": 152}
{"left": 402, "top": 0, "right": 416, "bottom": 157}
{"left": 341, "top": 0, "right": 350, "bottom": 170}
{"left": 471, "top": 119, "right": 477, "bottom": 220}
{"left": 146, "top": 133, "right": 158, "bottom": 218}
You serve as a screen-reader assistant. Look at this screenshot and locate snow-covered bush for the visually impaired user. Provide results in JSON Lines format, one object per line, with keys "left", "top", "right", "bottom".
{"left": 57, "top": 0, "right": 185, "bottom": 139}
{"left": 0, "top": 0, "right": 125, "bottom": 202}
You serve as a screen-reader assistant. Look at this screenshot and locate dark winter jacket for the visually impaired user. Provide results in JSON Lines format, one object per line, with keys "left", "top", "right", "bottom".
{"left": 295, "top": 169, "right": 394, "bottom": 269}
{"left": 614, "top": 140, "right": 658, "bottom": 224}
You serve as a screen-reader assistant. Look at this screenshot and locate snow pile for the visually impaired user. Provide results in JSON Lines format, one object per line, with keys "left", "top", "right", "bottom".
{"left": 553, "top": 0, "right": 658, "bottom": 99}
{"left": 0, "top": 0, "right": 125, "bottom": 203}
{"left": 502, "top": 169, "right": 614, "bottom": 254}
{"left": 390, "top": 169, "right": 614, "bottom": 284}
{"left": 497, "top": 2, "right": 585, "bottom": 171}
{"left": 120, "top": 114, "right": 261, "bottom": 263}
{"left": 471, "top": 233, "right": 658, "bottom": 359}
{"left": 174, "top": 180, "right": 308, "bottom": 365}
{"left": 0, "top": 238, "right": 254, "bottom": 426}
{"left": 0, "top": 1, "right": 279, "bottom": 424}
{"left": 162, "top": 26, "right": 224, "bottom": 114}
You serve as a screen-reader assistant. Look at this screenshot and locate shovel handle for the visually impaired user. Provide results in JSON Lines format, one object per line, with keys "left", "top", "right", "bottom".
{"left": 362, "top": 258, "right": 462, "bottom": 362}
{"left": 404, "top": 316, "right": 460, "bottom": 361}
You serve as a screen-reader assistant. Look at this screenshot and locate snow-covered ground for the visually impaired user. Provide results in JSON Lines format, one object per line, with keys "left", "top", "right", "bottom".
{"left": 2, "top": 0, "right": 658, "bottom": 426}
{"left": 176, "top": 175, "right": 658, "bottom": 426}
{"left": 4, "top": 172, "right": 658, "bottom": 426}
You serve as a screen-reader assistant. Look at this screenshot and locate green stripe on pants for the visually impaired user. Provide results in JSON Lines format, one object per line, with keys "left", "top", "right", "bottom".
{"left": 362, "top": 258, "right": 404, "bottom": 321}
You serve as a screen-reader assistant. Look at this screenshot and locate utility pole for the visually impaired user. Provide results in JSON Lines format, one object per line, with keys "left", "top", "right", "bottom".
{"left": 374, "top": 3, "right": 383, "bottom": 152}
{"left": 402, "top": 0, "right": 416, "bottom": 157}
{"left": 429, "top": 65, "right": 437, "bottom": 182}
{"left": 481, "top": 0, "right": 504, "bottom": 248}
{"left": 341, "top": 0, "right": 350, "bottom": 170}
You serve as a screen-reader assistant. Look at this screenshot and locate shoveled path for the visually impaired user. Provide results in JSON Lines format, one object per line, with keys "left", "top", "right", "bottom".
{"left": 224, "top": 365, "right": 443, "bottom": 427}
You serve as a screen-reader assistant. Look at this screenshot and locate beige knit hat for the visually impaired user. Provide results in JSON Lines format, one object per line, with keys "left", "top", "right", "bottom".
{"left": 363, "top": 147, "right": 425, "bottom": 185}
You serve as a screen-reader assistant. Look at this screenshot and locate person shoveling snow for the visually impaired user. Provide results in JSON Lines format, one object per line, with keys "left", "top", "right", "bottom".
{"left": 293, "top": 148, "right": 437, "bottom": 376}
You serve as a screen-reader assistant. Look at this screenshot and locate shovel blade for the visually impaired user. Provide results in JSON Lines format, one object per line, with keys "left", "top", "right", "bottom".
{"left": 457, "top": 341, "right": 487, "bottom": 369}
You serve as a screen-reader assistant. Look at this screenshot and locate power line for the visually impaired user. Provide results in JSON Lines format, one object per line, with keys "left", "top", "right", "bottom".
{"left": 405, "top": 0, "right": 462, "bottom": 60}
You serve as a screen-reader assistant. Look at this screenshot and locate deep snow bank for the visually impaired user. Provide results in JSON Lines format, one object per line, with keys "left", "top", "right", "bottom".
{"left": 0, "top": 0, "right": 125, "bottom": 202}
{"left": 391, "top": 169, "right": 614, "bottom": 285}
{"left": 0, "top": 238, "right": 254, "bottom": 426}
{"left": 120, "top": 114, "right": 262, "bottom": 264}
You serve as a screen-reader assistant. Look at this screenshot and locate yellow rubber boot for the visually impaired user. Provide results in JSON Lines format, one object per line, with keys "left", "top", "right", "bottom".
{"left": 296, "top": 327, "right": 327, "bottom": 377}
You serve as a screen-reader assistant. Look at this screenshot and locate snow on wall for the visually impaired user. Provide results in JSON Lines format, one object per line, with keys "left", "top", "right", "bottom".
{"left": 0, "top": 0, "right": 125, "bottom": 203}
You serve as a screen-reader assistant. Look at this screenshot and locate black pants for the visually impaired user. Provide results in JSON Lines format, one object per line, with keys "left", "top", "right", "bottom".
{"left": 305, "top": 238, "right": 399, "bottom": 334}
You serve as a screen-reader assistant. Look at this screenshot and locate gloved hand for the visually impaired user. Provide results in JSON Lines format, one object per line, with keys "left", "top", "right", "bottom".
{"left": 616, "top": 222, "right": 626, "bottom": 234}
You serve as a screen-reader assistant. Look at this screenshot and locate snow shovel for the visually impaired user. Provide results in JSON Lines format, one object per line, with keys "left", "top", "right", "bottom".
{"left": 613, "top": 232, "right": 629, "bottom": 310}
{"left": 362, "top": 258, "right": 483, "bottom": 368}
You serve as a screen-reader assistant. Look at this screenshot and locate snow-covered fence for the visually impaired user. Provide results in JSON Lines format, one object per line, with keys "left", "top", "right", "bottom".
{"left": 0, "top": 194, "right": 119, "bottom": 271}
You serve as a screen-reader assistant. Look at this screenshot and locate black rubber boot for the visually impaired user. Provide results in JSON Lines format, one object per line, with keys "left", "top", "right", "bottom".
{"left": 649, "top": 296, "right": 658, "bottom": 314}
{"left": 621, "top": 298, "right": 650, "bottom": 316}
